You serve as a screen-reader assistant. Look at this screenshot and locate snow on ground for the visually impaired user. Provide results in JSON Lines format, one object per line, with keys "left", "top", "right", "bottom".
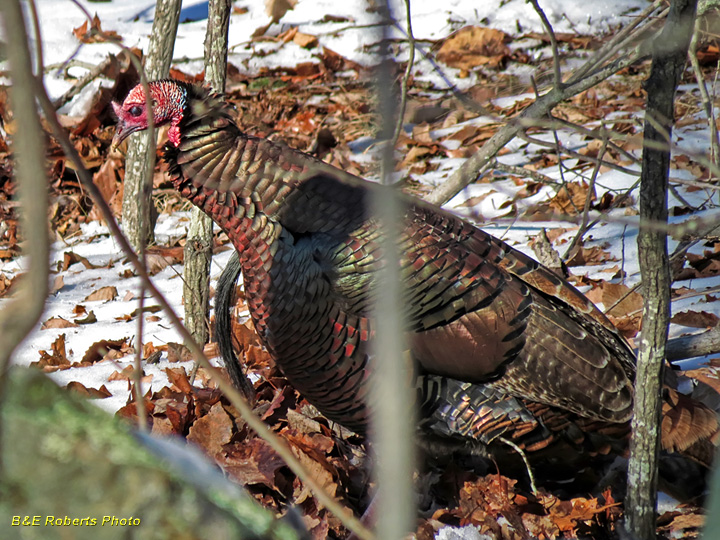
{"left": 2, "top": 0, "right": 720, "bottom": 538}
{"left": 13, "top": 0, "right": 647, "bottom": 106}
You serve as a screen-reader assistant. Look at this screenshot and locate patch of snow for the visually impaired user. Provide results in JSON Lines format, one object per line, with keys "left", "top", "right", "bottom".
{"left": 435, "top": 525, "right": 493, "bottom": 540}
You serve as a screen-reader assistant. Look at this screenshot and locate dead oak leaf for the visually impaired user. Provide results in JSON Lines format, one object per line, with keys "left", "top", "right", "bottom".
{"left": 684, "top": 367, "right": 720, "bottom": 397}
{"left": 585, "top": 281, "right": 643, "bottom": 317}
{"left": 66, "top": 381, "right": 111, "bottom": 399}
{"left": 109, "top": 365, "right": 151, "bottom": 383}
{"left": 74, "top": 310, "right": 97, "bottom": 324}
{"left": 51, "top": 274, "right": 65, "bottom": 294}
{"left": 566, "top": 245, "right": 618, "bottom": 267}
{"left": 223, "top": 437, "right": 287, "bottom": 487}
{"left": 187, "top": 401, "right": 234, "bottom": 459}
{"left": 62, "top": 251, "right": 97, "bottom": 271}
{"left": 548, "top": 181, "right": 595, "bottom": 216}
{"left": 0, "top": 273, "right": 15, "bottom": 298}
{"left": 81, "top": 338, "right": 129, "bottom": 363}
{"left": 166, "top": 342, "right": 194, "bottom": 363}
{"left": 165, "top": 367, "right": 194, "bottom": 394}
{"left": 41, "top": 316, "right": 78, "bottom": 329}
{"left": 33, "top": 334, "right": 70, "bottom": 370}
{"left": 438, "top": 27, "right": 511, "bottom": 70}
{"left": 72, "top": 14, "right": 121, "bottom": 44}
{"left": 84, "top": 285, "right": 118, "bottom": 302}
{"left": 266, "top": 0, "right": 297, "bottom": 23}
{"left": 671, "top": 310, "right": 720, "bottom": 329}
{"left": 151, "top": 397, "right": 192, "bottom": 435}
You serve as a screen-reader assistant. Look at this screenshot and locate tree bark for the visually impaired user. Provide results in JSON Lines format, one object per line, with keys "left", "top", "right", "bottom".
{"left": 626, "top": 1, "right": 697, "bottom": 538}
{"left": 182, "top": 0, "right": 231, "bottom": 346}
{"left": 121, "top": 0, "right": 182, "bottom": 250}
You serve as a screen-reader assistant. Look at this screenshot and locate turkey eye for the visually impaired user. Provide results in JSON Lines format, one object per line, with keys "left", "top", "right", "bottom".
{"left": 129, "top": 105, "right": 142, "bottom": 117}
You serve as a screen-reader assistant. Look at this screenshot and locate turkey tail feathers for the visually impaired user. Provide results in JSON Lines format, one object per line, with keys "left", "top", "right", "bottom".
{"left": 662, "top": 387, "right": 719, "bottom": 466}
{"left": 215, "top": 251, "right": 254, "bottom": 400}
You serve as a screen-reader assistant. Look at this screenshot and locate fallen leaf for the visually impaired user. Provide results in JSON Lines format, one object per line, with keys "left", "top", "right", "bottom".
{"left": 62, "top": 251, "right": 97, "bottom": 271}
{"left": 437, "top": 27, "right": 510, "bottom": 70}
{"left": 51, "top": 274, "right": 65, "bottom": 294}
{"left": 548, "top": 181, "right": 595, "bottom": 216}
{"left": 293, "top": 32, "right": 318, "bottom": 48}
{"left": 0, "top": 273, "right": 15, "bottom": 298}
{"left": 66, "top": 381, "right": 111, "bottom": 399}
{"left": 72, "top": 13, "right": 121, "bottom": 44}
{"left": 74, "top": 310, "right": 97, "bottom": 325}
{"left": 585, "top": 281, "right": 643, "bottom": 317}
{"left": 109, "top": 365, "right": 150, "bottom": 383}
{"left": 145, "top": 252, "right": 178, "bottom": 275}
{"left": 188, "top": 401, "right": 235, "bottom": 459}
{"left": 167, "top": 342, "right": 194, "bottom": 363}
{"left": 123, "top": 305, "right": 162, "bottom": 320}
{"left": 671, "top": 310, "right": 720, "bottom": 329}
{"left": 84, "top": 286, "right": 118, "bottom": 302}
{"left": 566, "top": 245, "right": 618, "bottom": 267}
{"left": 265, "top": 0, "right": 297, "bottom": 23}
{"left": 33, "top": 334, "right": 70, "bottom": 369}
{"left": 81, "top": 338, "right": 129, "bottom": 363}
{"left": 41, "top": 316, "right": 78, "bottom": 329}
{"left": 165, "top": 367, "right": 194, "bottom": 394}
{"left": 223, "top": 437, "right": 286, "bottom": 487}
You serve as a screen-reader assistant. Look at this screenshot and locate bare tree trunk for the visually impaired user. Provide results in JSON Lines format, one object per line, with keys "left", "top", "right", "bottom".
{"left": 121, "top": 0, "right": 182, "bottom": 250}
{"left": 626, "top": 1, "right": 697, "bottom": 538}
{"left": 182, "top": 0, "right": 231, "bottom": 346}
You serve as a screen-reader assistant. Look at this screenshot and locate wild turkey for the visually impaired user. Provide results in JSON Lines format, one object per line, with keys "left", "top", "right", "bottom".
{"left": 112, "top": 79, "right": 719, "bottom": 470}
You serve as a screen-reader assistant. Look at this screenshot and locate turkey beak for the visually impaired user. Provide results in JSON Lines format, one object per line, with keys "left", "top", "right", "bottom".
{"left": 110, "top": 100, "right": 138, "bottom": 151}
{"left": 111, "top": 123, "right": 139, "bottom": 151}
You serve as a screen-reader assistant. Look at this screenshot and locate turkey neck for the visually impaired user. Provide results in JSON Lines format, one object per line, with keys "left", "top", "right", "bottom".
{"left": 164, "top": 89, "right": 373, "bottom": 432}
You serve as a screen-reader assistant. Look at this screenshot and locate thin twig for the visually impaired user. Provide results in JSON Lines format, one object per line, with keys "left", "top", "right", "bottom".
{"left": 563, "top": 134, "right": 609, "bottom": 259}
{"left": 689, "top": 19, "right": 720, "bottom": 171}
{"left": 427, "top": 39, "right": 653, "bottom": 206}
{"left": 26, "top": 0, "right": 43, "bottom": 77}
{"left": 52, "top": 55, "right": 115, "bottom": 109}
{"left": 528, "top": 0, "right": 563, "bottom": 90}
{"left": 391, "top": 0, "right": 415, "bottom": 146}
{"left": 498, "top": 436, "right": 538, "bottom": 494}
{"left": 567, "top": 1, "right": 666, "bottom": 85}
{"left": 491, "top": 159, "right": 562, "bottom": 186}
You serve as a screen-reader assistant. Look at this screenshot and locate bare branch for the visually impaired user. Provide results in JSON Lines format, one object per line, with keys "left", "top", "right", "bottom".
{"left": 426, "top": 43, "right": 652, "bottom": 206}
{"left": 689, "top": 18, "right": 720, "bottom": 171}
{"left": 527, "top": 0, "right": 563, "bottom": 90}
{"left": 391, "top": 0, "right": 416, "bottom": 146}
